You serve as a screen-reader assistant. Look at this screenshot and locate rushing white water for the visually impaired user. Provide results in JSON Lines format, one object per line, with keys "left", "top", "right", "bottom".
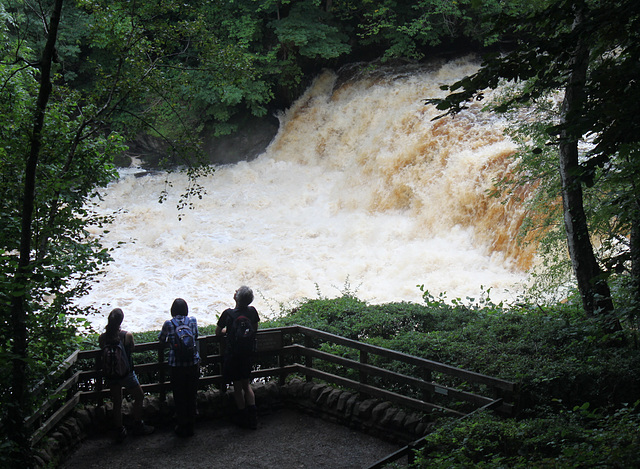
{"left": 79, "top": 57, "right": 534, "bottom": 333}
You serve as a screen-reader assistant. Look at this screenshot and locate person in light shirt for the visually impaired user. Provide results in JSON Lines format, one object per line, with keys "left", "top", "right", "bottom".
{"left": 159, "top": 298, "right": 200, "bottom": 437}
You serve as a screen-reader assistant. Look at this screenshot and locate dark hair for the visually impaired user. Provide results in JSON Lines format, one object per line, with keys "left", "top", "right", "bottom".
{"left": 235, "top": 286, "right": 254, "bottom": 308}
{"left": 105, "top": 308, "right": 124, "bottom": 338}
{"left": 171, "top": 298, "right": 189, "bottom": 317}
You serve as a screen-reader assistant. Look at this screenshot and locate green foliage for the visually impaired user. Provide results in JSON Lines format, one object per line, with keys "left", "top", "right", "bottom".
{"left": 74, "top": 0, "right": 243, "bottom": 151}
{"left": 264, "top": 292, "right": 640, "bottom": 465}
{"left": 0, "top": 60, "right": 120, "bottom": 343}
{"left": 2, "top": 0, "right": 532, "bottom": 142}
{"left": 270, "top": 2, "right": 351, "bottom": 60}
{"left": 0, "top": 44, "right": 121, "bottom": 455}
{"left": 357, "top": 0, "right": 472, "bottom": 58}
{"left": 265, "top": 291, "right": 640, "bottom": 412}
{"left": 350, "top": 0, "right": 539, "bottom": 60}
{"left": 413, "top": 402, "right": 640, "bottom": 468}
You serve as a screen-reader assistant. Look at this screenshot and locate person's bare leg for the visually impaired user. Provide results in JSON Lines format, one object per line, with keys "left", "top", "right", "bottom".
{"left": 110, "top": 385, "right": 128, "bottom": 441}
{"left": 242, "top": 379, "right": 258, "bottom": 429}
{"left": 232, "top": 380, "right": 245, "bottom": 409}
{"left": 242, "top": 379, "right": 255, "bottom": 406}
{"left": 130, "top": 384, "right": 144, "bottom": 421}
{"left": 128, "top": 384, "right": 154, "bottom": 435}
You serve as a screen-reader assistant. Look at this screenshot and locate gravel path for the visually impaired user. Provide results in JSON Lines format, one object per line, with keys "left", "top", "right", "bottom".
{"left": 59, "top": 408, "right": 402, "bottom": 468}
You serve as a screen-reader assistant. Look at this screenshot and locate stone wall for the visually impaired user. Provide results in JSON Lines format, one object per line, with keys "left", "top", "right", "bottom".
{"left": 34, "top": 378, "right": 432, "bottom": 467}
{"left": 278, "top": 378, "right": 435, "bottom": 445}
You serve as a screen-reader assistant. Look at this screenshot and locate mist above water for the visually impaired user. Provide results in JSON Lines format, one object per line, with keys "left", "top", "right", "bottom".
{"left": 79, "top": 58, "right": 533, "bottom": 333}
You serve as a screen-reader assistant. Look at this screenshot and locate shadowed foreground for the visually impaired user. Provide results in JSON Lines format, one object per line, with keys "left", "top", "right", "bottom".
{"left": 60, "top": 408, "right": 402, "bottom": 469}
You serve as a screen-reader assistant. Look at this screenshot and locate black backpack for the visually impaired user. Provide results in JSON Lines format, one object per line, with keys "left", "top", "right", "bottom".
{"left": 171, "top": 317, "right": 196, "bottom": 361}
{"left": 102, "top": 333, "right": 130, "bottom": 379}
{"left": 228, "top": 311, "right": 256, "bottom": 356}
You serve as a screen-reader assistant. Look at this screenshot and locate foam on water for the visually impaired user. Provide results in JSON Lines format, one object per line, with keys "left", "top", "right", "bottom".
{"left": 78, "top": 58, "right": 533, "bottom": 332}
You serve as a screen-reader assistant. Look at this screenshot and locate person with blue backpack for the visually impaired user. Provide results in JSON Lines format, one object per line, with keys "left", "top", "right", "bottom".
{"left": 216, "top": 286, "right": 260, "bottom": 429}
{"left": 99, "top": 308, "right": 154, "bottom": 442}
{"left": 158, "top": 298, "right": 200, "bottom": 437}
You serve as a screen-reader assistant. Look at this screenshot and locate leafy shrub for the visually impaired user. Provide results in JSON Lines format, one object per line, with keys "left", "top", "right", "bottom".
{"left": 265, "top": 293, "right": 640, "bottom": 415}
{"left": 413, "top": 402, "right": 640, "bottom": 468}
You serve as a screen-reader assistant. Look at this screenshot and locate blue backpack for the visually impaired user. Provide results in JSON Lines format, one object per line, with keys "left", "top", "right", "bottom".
{"left": 171, "top": 317, "right": 196, "bottom": 360}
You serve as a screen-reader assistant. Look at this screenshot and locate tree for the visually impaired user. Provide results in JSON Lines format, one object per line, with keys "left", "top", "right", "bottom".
{"left": 170, "top": 0, "right": 528, "bottom": 125}
{"left": 0, "top": 0, "right": 245, "bottom": 461}
{"left": 427, "top": 0, "right": 640, "bottom": 324}
{"left": 7, "top": 0, "right": 65, "bottom": 459}
{"left": 556, "top": 5, "right": 614, "bottom": 319}
{"left": 342, "top": 0, "right": 539, "bottom": 60}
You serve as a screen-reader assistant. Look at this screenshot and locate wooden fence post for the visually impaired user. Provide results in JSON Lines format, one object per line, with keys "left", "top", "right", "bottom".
{"left": 278, "top": 334, "right": 285, "bottom": 386}
{"left": 217, "top": 337, "right": 227, "bottom": 394}
{"left": 304, "top": 334, "right": 313, "bottom": 383}
{"left": 360, "top": 350, "right": 369, "bottom": 400}
{"left": 422, "top": 369, "right": 433, "bottom": 404}
{"left": 158, "top": 345, "right": 166, "bottom": 403}
{"left": 94, "top": 354, "right": 104, "bottom": 405}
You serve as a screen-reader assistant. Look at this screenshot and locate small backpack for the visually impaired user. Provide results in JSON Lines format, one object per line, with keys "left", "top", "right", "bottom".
{"left": 228, "top": 312, "right": 256, "bottom": 356}
{"left": 102, "top": 333, "right": 130, "bottom": 380}
{"left": 171, "top": 317, "right": 196, "bottom": 361}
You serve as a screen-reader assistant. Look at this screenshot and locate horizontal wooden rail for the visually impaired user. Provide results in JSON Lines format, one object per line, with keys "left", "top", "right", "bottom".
{"left": 293, "top": 326, "right": 516, "bottom": 392}
{"left": 300, "top": 366, "right": 466, "bottom": 417}
{"left": 293, "top": 345, "right": 512, "bottom": 414}
{"left": 30, "top": 392, "right": 82, "bottom": 447}
{"left": 28, "top": 370, "right": 83, "bottom": 447}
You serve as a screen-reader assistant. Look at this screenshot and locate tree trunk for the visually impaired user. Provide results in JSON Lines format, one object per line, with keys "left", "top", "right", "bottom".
{"left": 558, "top": 8, "right": 615, "bottom": 321}
{"left": 9, "top": 0, "right": 64, "bottom": 461}
{"left": 631, "top": 212, "right": 640, "bottom": 310}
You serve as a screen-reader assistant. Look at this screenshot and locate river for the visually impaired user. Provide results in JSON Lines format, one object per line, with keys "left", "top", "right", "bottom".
{"left": 77, "top": 57, "right": 534, "bottom": 333}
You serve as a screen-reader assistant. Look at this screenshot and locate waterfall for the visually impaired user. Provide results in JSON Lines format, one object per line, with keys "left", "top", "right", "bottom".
{"left": 79, "top": 57, "right": 533, "bottom": 332}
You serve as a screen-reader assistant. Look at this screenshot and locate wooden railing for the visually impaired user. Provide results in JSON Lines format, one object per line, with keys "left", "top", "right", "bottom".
{"left": 26, "top": 325, "right": 518, "bottom": 455}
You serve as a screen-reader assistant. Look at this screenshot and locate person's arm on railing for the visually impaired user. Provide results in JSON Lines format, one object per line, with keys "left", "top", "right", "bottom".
{"left": 124, "top": 331, "right": 136, "bottom": 371}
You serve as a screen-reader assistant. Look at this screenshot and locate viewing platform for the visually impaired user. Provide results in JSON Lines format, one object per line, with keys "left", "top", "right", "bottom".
{"left": 28, "top": 326, "right": 518, "bottom": 467}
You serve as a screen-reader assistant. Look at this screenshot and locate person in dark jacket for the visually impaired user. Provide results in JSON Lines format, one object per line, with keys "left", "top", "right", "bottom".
{"left": 216, "top": 286, "right": 260, "bottom": 429}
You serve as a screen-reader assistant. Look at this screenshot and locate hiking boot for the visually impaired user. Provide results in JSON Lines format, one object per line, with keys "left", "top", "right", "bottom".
{"left": 248, "top": 405, "right": 258, "bottom": 430}
{"left": 235, "top": 408, "right": 249, "bottom": 428}
{"left": 174, "top": 425, "right": 191, "bottom": 438}
{"left": 114, "top": 425, "right": 127, "bottom": 443}
{"left": 132, "top": 420, "right": 155, "bottom": 436}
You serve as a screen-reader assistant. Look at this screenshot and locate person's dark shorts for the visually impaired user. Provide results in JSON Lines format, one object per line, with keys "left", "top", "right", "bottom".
{"left": 223, "top": 354, "right": 252, "bottom": 381}
{"left": 105, "top": 371, "right": 140, "bottom": 389}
